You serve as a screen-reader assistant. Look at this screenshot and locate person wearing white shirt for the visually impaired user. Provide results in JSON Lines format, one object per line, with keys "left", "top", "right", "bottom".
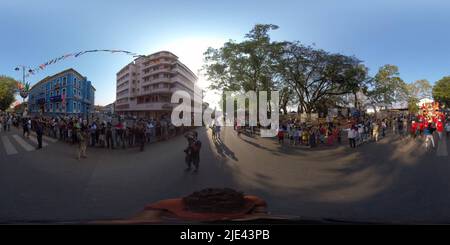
{"left": 347, "top": 126, "right": 357, "bottom": 148}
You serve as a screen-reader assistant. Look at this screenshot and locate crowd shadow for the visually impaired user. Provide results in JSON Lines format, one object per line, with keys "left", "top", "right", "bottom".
{"left": 215, "top": 133, "right": 450, "bottom": 223}
{"left": 212, "top": 136, "right": 238, "bottom": 161}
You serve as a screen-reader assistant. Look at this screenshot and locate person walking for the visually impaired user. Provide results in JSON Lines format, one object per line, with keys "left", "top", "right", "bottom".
{"left": 424, "top": 122, "right": 436, "bottom": 150}
{"left": 184, "top": 131, "right": 202, "bottom": 173}
{"left": 22, "top": 117, "right": 30, "bottom": 138}
{"left": 215, "top": 123, "right": 221, "bottom": 141}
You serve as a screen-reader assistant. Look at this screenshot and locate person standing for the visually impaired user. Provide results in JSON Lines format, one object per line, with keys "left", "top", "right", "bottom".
{"left": 22, "top": 117, "right": 30, "bottom": 138}
{"left": 146, "top": 120, "right": 153, "bottom": 143}
{"left": 436, "top": 119, "right": 444, "bottom": 140}
{"left": 90, "top": 122, "right": 97, "bottom": 147}
{"left": 372, "top": 121, "right": 379, "bottom": 142}
{"left": 77, "top": 121, "right": 88, "bottom": 160}
{"left": 6, "top": 116, "right": 12, "bottom": 132}
{"left": 445, "top": 120, "right": 450, "bottom": 137}
{"left": 348, "top": 126, "right": 357, "bottom": 148}
{"left": 277, "top": 128, "right": 284, "bottom": 144}
{"left": 106, "top": 122, "right": 114, "bottom": 149}
{"left": 136, "top": 120, "right": 146, "bottom": 152}
{"left": 35, "top": 118, "right": 43, "bottom": 150}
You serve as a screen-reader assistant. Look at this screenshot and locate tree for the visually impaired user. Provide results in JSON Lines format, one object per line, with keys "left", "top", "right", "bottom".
{"left": 366, "top": 65, "right": 408, "bottom": 110}
{"left": 407, "top": 79, "right": 432, "bottom": 100}
{"left": 275, "top": 41, "right": 368, "bottom": 113}
{"left": 0, "top": 76, "right": 18, "bottom": 111}
{"left": 407, "top": 97, "right": 420, "bottom": 114}
{"left": 203, "top": 24, "right": 282, "bottom": 93}
{"left": 433, "top": 76, "right": 450, "bottom": 108}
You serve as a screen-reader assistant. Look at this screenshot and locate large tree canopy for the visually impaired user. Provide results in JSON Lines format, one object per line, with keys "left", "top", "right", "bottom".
{"left": 0, "top": 76, "right": 18, "bottom": 111}
{"left": 367, "top": 65, "right": 408, "bottom": 108}
{"left": 407, "top": 79, "right": 433, "bottom": 100}
{"left": 433, "top": 76, "right": 450, "bottom": 108}
{"left": 204, "top": 24, "right": 417, "bottom": 116}
{"left": 203, "top": 24, "right": 282, "bottom": 93}
{"left": 275, "top": 41, "right": 369, "bottom": 113}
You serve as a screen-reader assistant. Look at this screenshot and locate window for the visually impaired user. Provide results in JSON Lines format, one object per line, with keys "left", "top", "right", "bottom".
{"left": 62, "top": 88, "right": 66, "bottom": 96}
{"left": 74, "top": 78, "right": 77, "bottom": 86}
{"left": 73, "top": 102, "right": 76, "bottom": 111}
{"left": 50, "top": 103, "right": 53, "bottom": 110}
{"left": 51, "top": 91, "right": 53, "bottom": 96}
{"left": 56, "top": 103, "right": 60, "bottom": 110}
{"left": 153, "top": 74, "right": 159, "bottom": 79}
{"left": 63, "top": 77, "right": 67, "bottom": 86}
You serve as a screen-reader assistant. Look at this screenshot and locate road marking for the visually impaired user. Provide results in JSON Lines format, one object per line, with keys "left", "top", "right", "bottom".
{"left": 29, "top": 132, "right": 58, "bottom": 143}
{"left": 1, "top": 136, "right": 18, "bottom": 155}
{"left": 27, "top": 136, "right": 49, "bottom": 147}
{"left": 12, "top": 135, "right": 34, "bottom": 151}
{"left": 436, "top": 134, "right": 448, "bottom": 157}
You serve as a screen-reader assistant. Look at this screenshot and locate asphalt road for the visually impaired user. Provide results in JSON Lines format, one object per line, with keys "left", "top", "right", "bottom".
{"left": 0, "top": 126, "right": 449, "bottom": 223}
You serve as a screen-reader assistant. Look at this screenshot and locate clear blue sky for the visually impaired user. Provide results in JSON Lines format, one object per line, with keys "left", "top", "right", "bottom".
{"left": 1, "top": 0, "right": 450, "bottom": 106}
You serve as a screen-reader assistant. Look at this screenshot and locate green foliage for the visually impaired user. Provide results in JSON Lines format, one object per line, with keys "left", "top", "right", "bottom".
{"left": 433, "top": 76, "right": 450, "bottom": 107}
{"left": 204, "top": 24, "right": 410, "bottom": 114}
{"left": 367, "top": 65, "right": 408, "bottom": 106}
{"left": 0, "top": 76, "right": 18, "bottom": 111}
{"left": 407, "top": 97, "right": 420, "bottom": 114}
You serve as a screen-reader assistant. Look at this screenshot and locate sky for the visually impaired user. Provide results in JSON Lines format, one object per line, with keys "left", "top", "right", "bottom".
{"left": 1, "top": 0, "right": 450, "bottom": 107}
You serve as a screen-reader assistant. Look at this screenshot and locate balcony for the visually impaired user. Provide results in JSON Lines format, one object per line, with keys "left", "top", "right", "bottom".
{"left": 141, "top": 87, "right": 171, "bottom": 95}
{"left": 141, "top": 67, "right": 173, "bottom": 78}
{"left": 142, "top": 77, "right": 171, "bottom": 85}
{"left": 116, "top": 102, "right": 174, "bottom": 111}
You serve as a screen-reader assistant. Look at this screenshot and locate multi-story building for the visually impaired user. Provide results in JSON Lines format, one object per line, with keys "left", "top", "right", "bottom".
{"left": 115, "top": 51, "right": 201, "bottom": 119}
{"left": 28, "top": 68, "right": 95, "bottom": 118}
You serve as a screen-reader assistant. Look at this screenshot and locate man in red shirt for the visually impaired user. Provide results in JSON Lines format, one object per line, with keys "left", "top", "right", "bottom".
{"left": 436, "top": 119, "right": 444, "bottom": 140}
{"left": 411, "top": 121, "right": 418, "bottom": 138}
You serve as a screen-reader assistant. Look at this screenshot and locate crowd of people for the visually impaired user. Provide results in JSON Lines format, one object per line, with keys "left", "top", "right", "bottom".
{"left": 0, "top": 112, "right": 195, "bottom": 159}
{"left": 274, "top": 111, "right": 450, "bottom": 150}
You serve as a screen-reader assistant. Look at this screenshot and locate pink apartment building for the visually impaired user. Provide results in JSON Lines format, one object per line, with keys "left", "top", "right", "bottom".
{"left": 115, "top": 51, "right": 201, "bottom": 119}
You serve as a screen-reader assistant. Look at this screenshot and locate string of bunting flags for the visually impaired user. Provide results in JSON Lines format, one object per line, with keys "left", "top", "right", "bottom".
{"left": 20, "top": 49, "right": 144, "bottom": 78}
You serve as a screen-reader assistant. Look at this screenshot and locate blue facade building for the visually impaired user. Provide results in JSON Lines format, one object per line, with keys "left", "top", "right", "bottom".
{"left": 28, "top": 68, "right": 95, "bottom": 118}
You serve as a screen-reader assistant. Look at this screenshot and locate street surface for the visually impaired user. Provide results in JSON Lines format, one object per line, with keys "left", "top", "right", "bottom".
{"left": 0, "top": 126, "right": 449, "bottom": 223}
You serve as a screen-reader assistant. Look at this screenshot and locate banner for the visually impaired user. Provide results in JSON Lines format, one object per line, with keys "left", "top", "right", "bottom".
{"left": 18, "top": 49, "right": 143, "bottom": 78}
